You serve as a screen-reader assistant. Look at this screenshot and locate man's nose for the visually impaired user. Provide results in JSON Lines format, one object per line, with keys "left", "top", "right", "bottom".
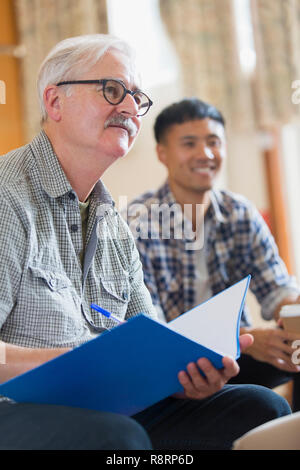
{"left": 117, "top": 92, "right": 139, "bottom": 117}
{"left": 196, "top": 144, "right": 214, "bottom": 160}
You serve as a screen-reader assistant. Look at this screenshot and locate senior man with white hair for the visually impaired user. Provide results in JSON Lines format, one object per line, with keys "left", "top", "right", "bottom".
{"left": 0, "top": 34, "right": 291, "bottom": 450}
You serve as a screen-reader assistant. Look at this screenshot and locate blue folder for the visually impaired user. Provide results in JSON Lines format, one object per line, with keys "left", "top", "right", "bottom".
{"left": 0, "top": 276, "right": 250, "bottom": 416}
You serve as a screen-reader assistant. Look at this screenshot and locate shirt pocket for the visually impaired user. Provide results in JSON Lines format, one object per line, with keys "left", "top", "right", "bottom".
{"left": 20, "top": 265, "right": 81, "bottom": 343}
{"left": 29, "top": 266, "right": 72, "bottom": 292}
{"left": 95, "top": 275, "right": 131, "bottom": 322}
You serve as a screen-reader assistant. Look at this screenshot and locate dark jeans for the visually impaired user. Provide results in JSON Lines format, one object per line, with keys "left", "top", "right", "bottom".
{"left": 134, "top": 384, "right": 291, "bottom": 450}
{"left": 0, "top": 383, "right": 291, "bottom": 450}
{"left": 0, "top": 401, "right": 152, "bottom": 450}
{"left": 229, "top": 354, "right": 300, "bottom": 411}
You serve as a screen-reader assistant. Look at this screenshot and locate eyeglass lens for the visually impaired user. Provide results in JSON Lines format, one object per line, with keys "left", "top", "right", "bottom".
{"left": 103, "top": 80, "right": 150, "bottom": 116}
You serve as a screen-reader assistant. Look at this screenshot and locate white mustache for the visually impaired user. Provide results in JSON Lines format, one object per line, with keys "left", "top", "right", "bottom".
{"left": 104, "top": 115, "right": 137, "bottom": 137}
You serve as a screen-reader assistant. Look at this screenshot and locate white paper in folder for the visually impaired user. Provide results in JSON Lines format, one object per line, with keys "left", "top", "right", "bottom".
{"left": 167, "top": 276, "right": 250, "bottom": 358}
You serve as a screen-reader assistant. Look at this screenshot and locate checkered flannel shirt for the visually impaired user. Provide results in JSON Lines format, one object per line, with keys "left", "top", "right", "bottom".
{"left": 0, "top": 130, "right": 156, "bottom": 349}
{"left": 124, "top": 181, "right": 300, "bottom": 325}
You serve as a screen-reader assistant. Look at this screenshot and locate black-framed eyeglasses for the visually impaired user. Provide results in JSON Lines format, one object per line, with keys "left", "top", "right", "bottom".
{"left": 56, "top": 78, "right": 153, "bottom": 116}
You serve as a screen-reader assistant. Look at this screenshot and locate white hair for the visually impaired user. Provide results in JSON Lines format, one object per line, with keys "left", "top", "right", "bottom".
{"left": 37, "top": 34, "right": 136, "bottom": 123}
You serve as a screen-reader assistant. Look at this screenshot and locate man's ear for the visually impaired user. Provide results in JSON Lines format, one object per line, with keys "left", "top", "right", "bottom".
{"left": 43, "top": 85, "right": 62, "bottom": 122}
{"left": 156, "top": 143, "right": 168, "bottom": 166}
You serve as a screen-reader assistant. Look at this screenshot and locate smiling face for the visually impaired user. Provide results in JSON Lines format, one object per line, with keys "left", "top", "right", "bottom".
{"left": 157, "top": 118, "right": 226, "bottom": 202}
{"left": 45, "top": 48, "right": 142, "bottom": 166}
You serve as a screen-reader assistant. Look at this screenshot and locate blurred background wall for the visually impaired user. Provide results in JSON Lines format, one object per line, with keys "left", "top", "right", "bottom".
{"left": 1, "top": 0, "right": 300, "bottom": 299}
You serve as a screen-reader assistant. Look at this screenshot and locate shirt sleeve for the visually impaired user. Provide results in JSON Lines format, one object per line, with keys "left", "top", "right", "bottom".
{"left": 237, "top": 202, "right": 300, "bottom": 320}
{"left": 117, "top": 215, "right": 157, "bottom": 321}
{"left": 122, "top": 203, "right": 175, "bottom": 322}
{"left": 136, "top": 238, "right": 163, "bottom": 301}
{"left": 0, "top": 197, "right": 27, "bottom": 327}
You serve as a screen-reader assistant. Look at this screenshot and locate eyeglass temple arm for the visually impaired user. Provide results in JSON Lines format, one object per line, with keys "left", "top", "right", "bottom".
{"left": 56, "top": 80, "right": 105, "bottom": 86}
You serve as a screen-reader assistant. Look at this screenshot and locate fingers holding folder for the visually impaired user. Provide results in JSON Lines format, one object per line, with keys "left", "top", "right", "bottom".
{"left": 174, "top": 333, "right": 254, "bottom": 400}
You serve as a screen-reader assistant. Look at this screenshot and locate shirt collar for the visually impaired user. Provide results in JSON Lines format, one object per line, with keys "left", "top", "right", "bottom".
{"left": 209, "top": 190, "right": 228, "bottom": 224}
{"left": 159, "top": 180, "right": 228, "bottom": 225}
{"left": 30, "top": 130, "right": 114, "bottom": 206}
{"left": 30, "top": 130, "right": 72, "bottom": 198}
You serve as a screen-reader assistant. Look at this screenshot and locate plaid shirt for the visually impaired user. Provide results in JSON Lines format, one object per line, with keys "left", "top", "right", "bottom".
{"left": 0, "top": 131, "right": 156, "bottom": 349}
{"left": 125, "top": 181, "right": 300, "bottom": 326}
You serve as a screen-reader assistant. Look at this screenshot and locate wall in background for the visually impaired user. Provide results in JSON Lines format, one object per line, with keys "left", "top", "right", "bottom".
{"left": 0, "top": 0, "right": 24, "bottom": 155}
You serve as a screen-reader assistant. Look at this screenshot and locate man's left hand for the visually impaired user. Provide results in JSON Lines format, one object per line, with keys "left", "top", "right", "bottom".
{"left": 174, "top": 333, "right": 253, "bottom": 400}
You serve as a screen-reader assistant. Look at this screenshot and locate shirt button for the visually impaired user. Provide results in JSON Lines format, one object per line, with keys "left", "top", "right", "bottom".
{"left": 68, "top": 192, "right": 76, "bottom": 201}
{"left": 122, "top": 291, "right": 129, "bottom": 301}
{"left": 71, "top": 224, "right": 79, "bottom": 232}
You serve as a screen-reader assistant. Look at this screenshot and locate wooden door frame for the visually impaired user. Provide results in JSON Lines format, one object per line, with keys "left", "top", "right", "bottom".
{"left": 263, "top": 127, "right": 294, "bottom": 274}
{"left": 0, "top": 0, "right": 24, "bottom": 154}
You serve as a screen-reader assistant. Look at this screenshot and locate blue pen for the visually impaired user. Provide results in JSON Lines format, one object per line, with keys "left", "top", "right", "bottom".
{"left": 90, "top": 303, "right": 125, "bottom": 325}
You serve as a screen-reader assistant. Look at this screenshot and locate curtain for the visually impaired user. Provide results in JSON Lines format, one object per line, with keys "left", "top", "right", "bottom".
{"left": 14, "top": 0, "right": 108, "bottom": 139}
{"left": 159, "top": 0, "right": 253, "bottom": 131}
{"left": 251, "top": 0, "right": 300, "bottom": 127}
{"left": 158, "top": 0, "right": 300, "bottom": 265}
{"left": 250, "top": 0, "right": 300, "bottom": 273}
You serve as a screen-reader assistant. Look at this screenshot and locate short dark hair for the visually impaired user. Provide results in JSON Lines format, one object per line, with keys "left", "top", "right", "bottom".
{"left": 154, "top": 97, "right": 225, "bottom": 143}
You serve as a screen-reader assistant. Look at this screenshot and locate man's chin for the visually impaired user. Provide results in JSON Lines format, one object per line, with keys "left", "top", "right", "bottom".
{"left": 110, "top": 143, "right": 130, "bottom": 160}
{"left": 192, "top": 174, "right": 217, "bottom": 192}
{"left": 109, "top": 135, "right": 132, "bottom": 157}
{"left": 189, "top": 182, "right": 213, "bottom": 193}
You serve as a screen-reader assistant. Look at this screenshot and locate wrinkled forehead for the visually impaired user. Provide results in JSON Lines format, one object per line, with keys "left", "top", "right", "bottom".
{"left": 83, "top": 47, "right": 142, "bottom": 89}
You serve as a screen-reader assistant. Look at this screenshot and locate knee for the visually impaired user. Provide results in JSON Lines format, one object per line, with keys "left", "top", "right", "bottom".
{"left": 235, "top": 384, "right": 291, "bottom": 424}
{"left": 93, "top": 413, "right": 152, "bottom": 450}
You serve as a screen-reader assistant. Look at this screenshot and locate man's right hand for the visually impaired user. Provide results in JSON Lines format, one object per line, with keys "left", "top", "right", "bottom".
{"left": 241, "top": 326, "right": 300, "bottom": 372}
